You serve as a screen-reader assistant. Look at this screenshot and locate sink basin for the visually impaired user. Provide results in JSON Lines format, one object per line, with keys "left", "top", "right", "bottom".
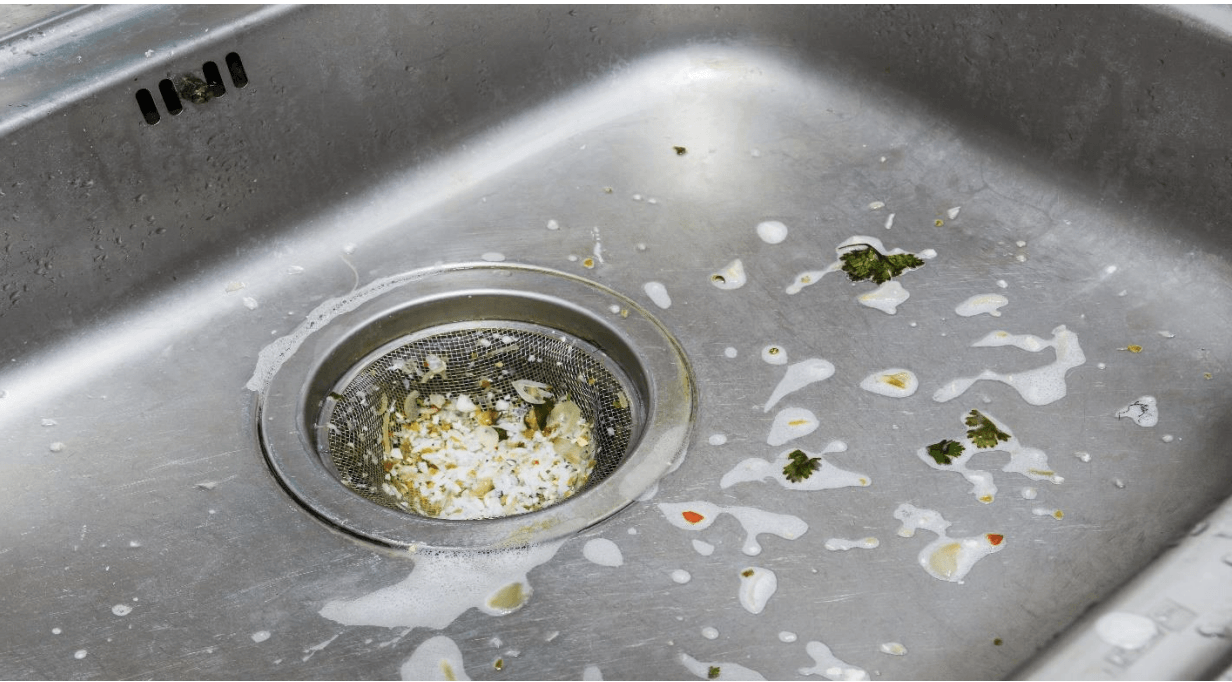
{"left": 3, "top": 5, "right": 1232, "bottom": 679}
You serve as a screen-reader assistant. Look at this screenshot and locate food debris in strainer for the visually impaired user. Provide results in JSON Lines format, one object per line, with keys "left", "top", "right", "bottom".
{"left": 379, "top": 390, "right": 596, "bottom": 519}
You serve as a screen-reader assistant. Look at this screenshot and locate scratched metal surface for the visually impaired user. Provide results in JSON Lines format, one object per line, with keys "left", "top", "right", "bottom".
{"left": 2, "top": 5, "right": 1232, "bottom": 680}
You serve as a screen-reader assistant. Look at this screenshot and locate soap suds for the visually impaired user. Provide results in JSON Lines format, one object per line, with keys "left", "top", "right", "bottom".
{"left": 858, "top": 368, "right": 918, "bottom": 398}
{"left": 916, "top": 410, "right": 1061, "bottom": 503}
{"left": 933, "top": 326, "right": 1085, "bottom": 406}
{"left": 824, "top": 537, "right": 880, "bottom": 551}
{"left": 643, "top": 281, "right": 672, "bottom": 309}
{"left": 761, "top": 345, "right": 788, "bottom": 365}
{"left": 721, "top": 442, "right": 870, "bottom": 492}
{"left": 764, "top": 359, "right": 836, "bottom": 412}
{"left": 954, "top": 293, "right": 1009, "bottom": 318}
{"left": 857, "top": 281, "right": 909, "bottom": 315}
{"left": 1115, "top": 396, "right": 1158, "bottom": 427}
{"left": 756, "top": 221, "right": 789, "bottom": 244}
{"left": 894, "top": 504, "right": 1005, "bottom": 583}
{"left": 401, "top": 635, "right": 471, "bottom": 681}
{"left": 737, "top": 567, "right": 777, "bottom": 614}
{"left": 797, "top": 641, "right": 869, "bottom": 680}
{"left": 582, "top": 538, "right": 624, "bottom": 567}
{"left": 319, "top": 542, "right": 562, "bottom": 630}
{"left": 681, "top": 653, "right": 767, "bottom": 681}
{"left": 659, "top": 501, "right": 808, "bottom": 556}
{"left": 766, "top": 407, "right": 819, "bottom": 446}
{"left": 710, "top": 259, "right": 747, "bottom": 290}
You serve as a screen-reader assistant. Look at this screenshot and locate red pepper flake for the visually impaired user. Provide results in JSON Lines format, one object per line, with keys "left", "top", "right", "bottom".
{"left": 682, "top": 510, "right": 705, "bottom": 525}
{"left": 986, "top": 533, "right": 1004, "bottom": 546}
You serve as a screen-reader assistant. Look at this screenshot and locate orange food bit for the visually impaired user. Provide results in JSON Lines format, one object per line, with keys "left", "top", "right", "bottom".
{"left": 682, "top": 511, "right": 705, "bottom": 524}
{"left": 986, "top": 533, "right": 1004, "bottom": 546}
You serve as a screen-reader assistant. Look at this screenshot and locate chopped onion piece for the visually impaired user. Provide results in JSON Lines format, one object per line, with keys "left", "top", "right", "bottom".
{"left": 512, "top": 379, "right": 554, "bottom": 404}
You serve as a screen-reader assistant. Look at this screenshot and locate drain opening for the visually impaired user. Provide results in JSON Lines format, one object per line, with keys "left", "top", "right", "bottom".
{"left": 258, "top": 265, "right": 694, "bottom": 550}
{"left": 158, "top": 79, "right": 183, "bottom": 115}
{"left": 201, "top": 60, "right": 227, "bottom": 98}
{"left": 136, "top": 52, "right": 248, "bottom": 124}
{"left": 135, "top": 88, "right": 159, "bottom": 125}
{"left": 225, "top": 52, "right": 249, "bottom": 88}
{"left": 321, "top": 322, "right": 635, "bottom": 520}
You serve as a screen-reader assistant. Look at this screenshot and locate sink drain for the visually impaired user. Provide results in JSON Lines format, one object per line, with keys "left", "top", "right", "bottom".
{"left": 323, "top": 321, "right": 634, "bottom": 519}
{"left": 257, "top": 264, "right": 694, "bottom": 550}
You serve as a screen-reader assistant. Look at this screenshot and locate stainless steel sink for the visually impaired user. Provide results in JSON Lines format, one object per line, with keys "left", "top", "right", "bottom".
{"left": 3, "top": 5, "right": 1232, "bottom": 679}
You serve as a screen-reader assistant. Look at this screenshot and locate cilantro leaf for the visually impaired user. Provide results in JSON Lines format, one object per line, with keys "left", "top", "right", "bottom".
{"left": 782, "top": 449, "right": 821, "bottom": 483}
{"left": 708, "top": 666, "right": 721, "bottom": 680}
{"left": 839, "top": 245, "right": 926, "bottom": 284}
{"left": 964, "top": 409, "right": 1011, "bottom": 449}
{"left": 926, "top": 439, "right": 965, "bottom": 465}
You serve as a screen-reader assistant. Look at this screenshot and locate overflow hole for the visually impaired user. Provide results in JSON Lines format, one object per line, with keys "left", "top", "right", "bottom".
{"left": 225, "top": 52, "right": 249, "bottom": 89}
{"left": 202, "top": 61, "right": 227, "bottom": 98}
{"left": 135, "top": 89, "right": 160, "bottom": 125}
{"left": 157, "top": 79, "right": 183, "bottom": 115}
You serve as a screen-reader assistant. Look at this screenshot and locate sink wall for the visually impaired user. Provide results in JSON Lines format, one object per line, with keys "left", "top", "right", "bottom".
{"left": 2, "top": 6, "right": 1232, "bottom": 680}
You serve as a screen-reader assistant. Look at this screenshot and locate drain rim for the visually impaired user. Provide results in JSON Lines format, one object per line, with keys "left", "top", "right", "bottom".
{"left": 257, "top": 263, "right": 694, "bottom": 550}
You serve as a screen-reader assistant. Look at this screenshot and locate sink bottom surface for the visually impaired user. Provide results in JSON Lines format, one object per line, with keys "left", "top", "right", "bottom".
{"left": 2, "top": 39, "right": 1231, "bottom": 681}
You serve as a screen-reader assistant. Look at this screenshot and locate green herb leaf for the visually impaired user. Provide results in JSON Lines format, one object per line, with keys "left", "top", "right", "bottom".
{"left": 526, "top": 398, "right": 556, "bottom": 433}
{"left": 964, "top": 409, "right": 1011, "bottom": 449}
{"left": 839, "top": 245, "right": 926, "bottom": 284}
{"left": 708, "top": 666, "right": 721, "bottom": 680}
{"left": 926, "top": 439, "right": 965, "bottom": 465}
{"left": 782, "top": 449, "right": 821, "bottom": 483}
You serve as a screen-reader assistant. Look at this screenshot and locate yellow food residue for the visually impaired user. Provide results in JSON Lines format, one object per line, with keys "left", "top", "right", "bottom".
{"left": 487, "top": 582, "right": 529, "bottom": 613}
{"left": 928, "top": 542, "right": 962, "bottom": 580}
{"left": 880, "top": 372, "right": 911, "bottom": 390}
{"left": 1127, "top": 344, "right": 1143, "bottom": 353}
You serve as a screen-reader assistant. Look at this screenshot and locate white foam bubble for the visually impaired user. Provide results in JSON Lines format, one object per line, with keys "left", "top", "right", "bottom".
{"left": 764, "top": 358, "right": 835, "bottom": 411}
{"left": 858, "top": 368, "right": 918, "bottom": 398}
{"left": 756, "top": 221, "right": 788, "bottom": 244}
{"left": 319, "top": 542, "right": 562, "bottom": 630}
{"left": 401, "top": 636, "right": 471, "bottom": 681}
{"left": 955, "top": 293, "right": 1009, "bottom": 318}
{"left": 737, "top": 567, "right": 777, "bottom": 614}
{"left": 643, "top": 281, "right": 672, "bottom": 309}
{"left": 710, "top": 259, "right": 747, "bottom": 289}
{"left": 858, "top": 280, "right": 909, "bottom": 315}
{"left": 1116, "top": 396, "right": 1158, "bottom": 427}
{"left": 582, "top": 538, "right": 624, "bottom": 567}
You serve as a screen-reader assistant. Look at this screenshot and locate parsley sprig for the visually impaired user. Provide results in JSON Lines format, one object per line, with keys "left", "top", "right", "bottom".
{"left": 964, "top": 409, "right": 1011, "bottom": 448}
{"left": 783, "top": 449, "right": 821, "bottom": 483}
{"left": 839, "top": 244, "right": 925, "bottom": 284}
{"left": 926, "top": 439, "right": 965, "bottom": 465}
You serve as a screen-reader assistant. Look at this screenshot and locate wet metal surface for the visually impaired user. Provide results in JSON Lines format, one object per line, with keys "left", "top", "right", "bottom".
{"left": 2, "top": 6, "right": 1232, "bottom": 680}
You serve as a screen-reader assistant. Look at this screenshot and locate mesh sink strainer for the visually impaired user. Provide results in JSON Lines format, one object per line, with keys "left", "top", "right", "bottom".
{"left": 320, "top": 321, "right": 637, "bottom": 520}
{"left": 257, "top": 264, "right": 694, "bottom": 550}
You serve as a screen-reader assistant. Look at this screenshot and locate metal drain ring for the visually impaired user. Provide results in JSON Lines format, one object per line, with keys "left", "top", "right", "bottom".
{"left": 257, "top": 264, "right": 695, "bottom": 550}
